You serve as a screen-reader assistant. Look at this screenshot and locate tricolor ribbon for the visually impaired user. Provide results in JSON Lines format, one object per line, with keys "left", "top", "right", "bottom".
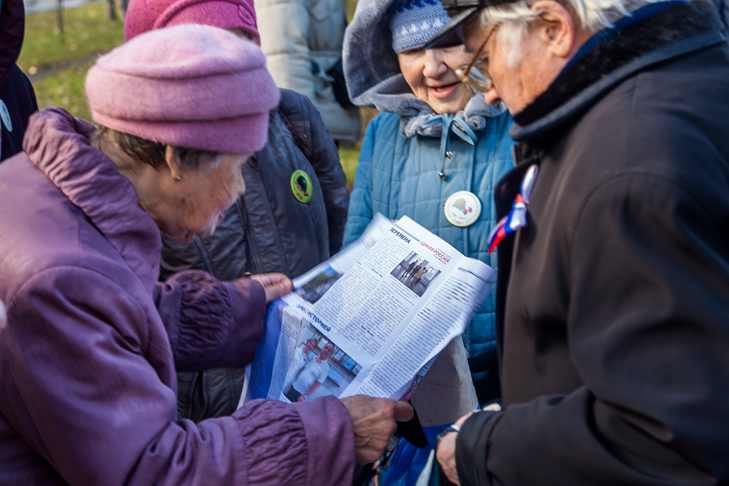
{"left": 486, "top": 164, "right": 539, "bottom": 253}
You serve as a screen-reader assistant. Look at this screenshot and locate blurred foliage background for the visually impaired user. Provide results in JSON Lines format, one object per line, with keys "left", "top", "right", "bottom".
{"left": 20, "top": 2, "right": 123, "bottom": 119}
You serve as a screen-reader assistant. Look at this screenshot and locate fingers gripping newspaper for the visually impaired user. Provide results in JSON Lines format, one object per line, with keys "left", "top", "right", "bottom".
{"left": 241, "top": 215, "right": 495, "bottom": 406}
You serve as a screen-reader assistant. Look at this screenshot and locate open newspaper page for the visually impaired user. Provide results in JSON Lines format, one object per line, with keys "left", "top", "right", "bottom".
{"left": 241, "top": 214, "right": 495, "bottom": 406}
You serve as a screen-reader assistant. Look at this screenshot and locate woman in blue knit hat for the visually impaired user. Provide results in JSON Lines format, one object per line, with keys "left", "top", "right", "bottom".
{"left": 343, "top": 0, "right": 514, "bottom": 483}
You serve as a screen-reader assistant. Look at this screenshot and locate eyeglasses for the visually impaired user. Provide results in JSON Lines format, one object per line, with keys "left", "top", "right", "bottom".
{"left": 454, "top": 23, "right": 500, "bottom": 93}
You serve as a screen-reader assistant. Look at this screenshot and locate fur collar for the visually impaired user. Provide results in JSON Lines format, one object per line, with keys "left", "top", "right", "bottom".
{"left": 512, "top": 0, "right": 725, "bottom": 142}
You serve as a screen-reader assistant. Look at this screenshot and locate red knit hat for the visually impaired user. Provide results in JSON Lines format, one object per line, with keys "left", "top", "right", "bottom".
{"left": 124, "top": 0, "right": 260, "bottom": 43}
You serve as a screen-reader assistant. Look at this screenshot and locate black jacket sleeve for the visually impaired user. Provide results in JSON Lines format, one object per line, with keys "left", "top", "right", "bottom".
{"left": 0, "top": 65, "right": 37, "bottom": 161}
{"left": 457, "top": 174, "right": 729, "bottom": 485}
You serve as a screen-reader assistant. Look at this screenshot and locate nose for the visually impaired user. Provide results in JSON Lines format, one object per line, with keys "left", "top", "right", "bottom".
{"left": 422, "top": 49, "right": 448, "bottom": 79}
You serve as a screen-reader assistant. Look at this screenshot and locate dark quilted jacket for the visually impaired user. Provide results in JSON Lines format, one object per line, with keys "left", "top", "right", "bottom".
{"left": 160, "top": 89, "right": 348, "bottom": 421}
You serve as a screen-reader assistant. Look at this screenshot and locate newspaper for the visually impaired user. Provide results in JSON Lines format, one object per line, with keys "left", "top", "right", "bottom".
{"left": 241, "top": 214, "right": 496, "bottom": 405}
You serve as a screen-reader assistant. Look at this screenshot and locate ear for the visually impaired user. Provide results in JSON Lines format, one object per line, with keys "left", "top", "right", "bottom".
{"left": 164, "top": 145, "right": 184, "bottom": 181}
{"left": 531, "top": 0, "right": 579, "bottom": 59}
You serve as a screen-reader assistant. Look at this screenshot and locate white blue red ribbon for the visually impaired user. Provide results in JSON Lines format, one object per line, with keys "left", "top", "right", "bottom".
{"left": 486, "top": 164, "right": 539, "bottom": 254}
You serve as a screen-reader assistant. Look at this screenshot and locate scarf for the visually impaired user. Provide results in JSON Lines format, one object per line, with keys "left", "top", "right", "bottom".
{"left": 401, "top": 94, "right": 506, "bottom": 145}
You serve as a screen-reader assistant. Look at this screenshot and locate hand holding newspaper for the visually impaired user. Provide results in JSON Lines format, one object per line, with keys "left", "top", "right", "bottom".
{"left": 241, "top": 215, "right": 496, "bottom": 406}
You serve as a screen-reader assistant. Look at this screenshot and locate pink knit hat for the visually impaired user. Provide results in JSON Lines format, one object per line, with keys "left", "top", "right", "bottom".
{"left": 85, "top": 24, "right": 279, "bottom": 155}
{"left": 124, "top": 0, "right": 259, "bottom": 43}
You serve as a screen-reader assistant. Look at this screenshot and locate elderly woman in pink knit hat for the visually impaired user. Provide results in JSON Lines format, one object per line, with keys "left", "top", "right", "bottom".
{"left": 0, "top": 25, "right": 411, "bottom": 485}
{"left": 124, "top": 0, "right": 351, "bottom": 422}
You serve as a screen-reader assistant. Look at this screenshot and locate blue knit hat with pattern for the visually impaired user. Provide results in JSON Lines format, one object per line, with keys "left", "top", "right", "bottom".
{"left": 390, "top": 0, "right": 452, "bottom": 53}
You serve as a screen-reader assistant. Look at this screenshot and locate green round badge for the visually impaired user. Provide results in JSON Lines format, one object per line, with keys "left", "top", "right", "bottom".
{"left": 290, "top": 169, "right": 314, "bottom": 204}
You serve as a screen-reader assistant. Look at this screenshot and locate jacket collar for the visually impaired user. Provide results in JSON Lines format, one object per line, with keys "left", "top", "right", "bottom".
{"left": 511, "top": 0, "right": 725, "bottom": 144}
{"left": 23, "top": 108, "right": 162, "bottom": 293}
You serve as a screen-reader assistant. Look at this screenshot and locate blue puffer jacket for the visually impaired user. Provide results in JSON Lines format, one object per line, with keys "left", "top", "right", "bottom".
{"left": 344, "top": 110, "right": 514, "bottom": 397}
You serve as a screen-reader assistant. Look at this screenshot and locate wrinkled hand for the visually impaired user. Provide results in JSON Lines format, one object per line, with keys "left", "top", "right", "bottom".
{"left": 341, "top": 395, "right": 414, "bottom": 464}
{"left": 246, "top": 273, "right": 292, "bottom": 302}
{"left": 436, "top": 412, "right": 472, "bottom": 485}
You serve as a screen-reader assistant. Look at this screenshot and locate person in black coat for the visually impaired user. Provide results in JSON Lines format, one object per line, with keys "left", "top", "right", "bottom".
{"left": 428, "top": 0, "right": 729, "bottom": 484}
{"left": 0, "top": 0, "right": 37, "bottom": 162}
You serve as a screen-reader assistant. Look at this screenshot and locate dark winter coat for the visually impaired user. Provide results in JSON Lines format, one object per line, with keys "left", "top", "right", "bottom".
{"left": 160, "top": 89, "right": 349, "bottom": 420}
{"left": 0, "top": 0, "right": 37, "bottom": 161}
{"left": 456, "top": 2, "right": 729, "bottom": 484}
{"left": 0, "top": 108, "right": 355, "bottom": 485}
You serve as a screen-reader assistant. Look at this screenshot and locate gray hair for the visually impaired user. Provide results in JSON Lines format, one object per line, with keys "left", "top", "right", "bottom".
{"left": 478, "top": 0, "right": 659, "bottom": 65}
{"left": 94, "top": 126, "right": 221, "bottom": 171}
{"left": 479, "top": 0, "right": 658, "bottom": 32}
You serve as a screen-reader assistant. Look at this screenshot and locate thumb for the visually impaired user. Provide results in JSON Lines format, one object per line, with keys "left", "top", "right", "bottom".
{"left": 393, "top": 400, "right": 414, "bottom": 422}
{"left": 264, "top": 272, "right": 287, "bottom": 283}
{"left": 252, "top": 273, "right": 289, "bottom": 287}
{"left": 270, "top": 275, "right": 293, "bottom": 293}
{"left": 259, "top": 274, "right": 292, "bottom": 301}
{"left": 251, "top": 273, "right": 276, "bottom": 286}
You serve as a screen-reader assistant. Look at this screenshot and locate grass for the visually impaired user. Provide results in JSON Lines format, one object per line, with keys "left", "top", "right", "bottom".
{"left": 33, "top": 61, "right": 95, "bottom": 120}
{"left": 339, "top": 146, "right": 360, "bottom": 191}
{"left": 347, "top": 0, "right": 357, "bottom": 21}
{"left": 18, "top": 1, "right": 123, "bottom": 76}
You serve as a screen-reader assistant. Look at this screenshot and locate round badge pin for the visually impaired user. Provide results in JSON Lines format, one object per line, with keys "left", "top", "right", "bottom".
{"left": 0, "top": 100, "right": 12, "bottom": 133}
{"left": 444, "top": 191, "right": 482, "bottom": 227}
{"left": 290, "top": 169, "right": 313, "bottom": 204}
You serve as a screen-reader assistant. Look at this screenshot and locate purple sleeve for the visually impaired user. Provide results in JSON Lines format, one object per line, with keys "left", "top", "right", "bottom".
{"left": 235, "top": 399, "right": 356, "bottom": 484}
{"left": 154, "top": 270, "right": 266, "bottom": 371}
{"left": 3, "top": 267, "right": 355, "bottom": 485}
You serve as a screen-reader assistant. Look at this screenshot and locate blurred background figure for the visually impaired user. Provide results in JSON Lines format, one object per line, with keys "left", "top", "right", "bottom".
{"left": 254, "top": 0, "right": 361, "bottom": 145}
{"left": 0, "top": 0, "right": 37, "bottom": 162}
